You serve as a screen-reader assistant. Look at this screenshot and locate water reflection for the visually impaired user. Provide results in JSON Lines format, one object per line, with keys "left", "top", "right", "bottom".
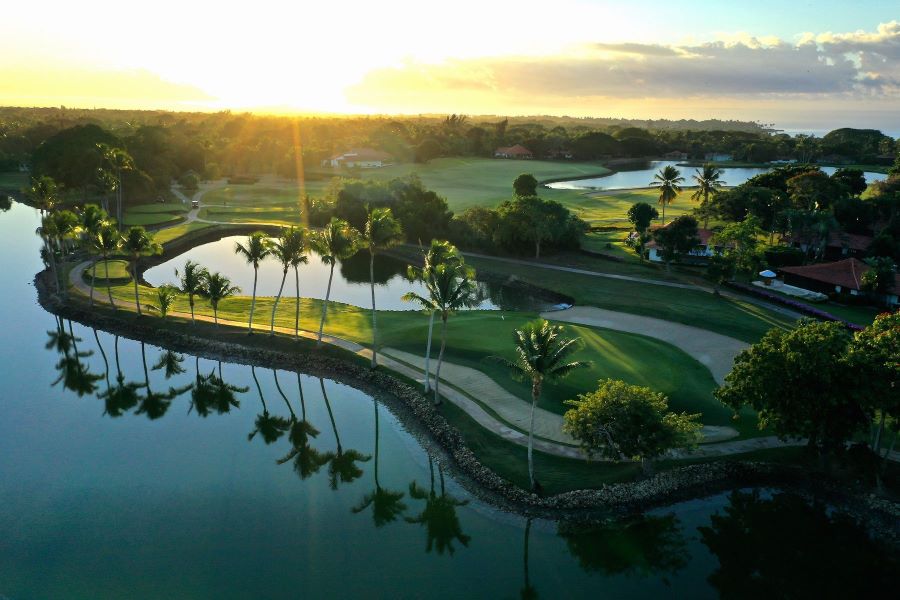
{"left": 248, "top": 365, "right": 290, "bottom": 444}
{"left": 699, "top": 490, "right": 900, "bottom": 597}
{"left": 48, "top": 317, "right": 103, "bottom": 397}
{"left": 276, "top": 373, "right": 330, "bottom": 479}
{"left": 136, "top": 342, "right": 191, "bottom": 419}
{"left": 352, "top": 395, "right": 408, "bottom": 527}
{"left": 98, "top": 335, "right": 144, "bottom": 416}
{"left": 321, "top": 377, "right": 372, "bottom": 489}
{"left": 406, "top": 456, "right": 471, "bottom": 555}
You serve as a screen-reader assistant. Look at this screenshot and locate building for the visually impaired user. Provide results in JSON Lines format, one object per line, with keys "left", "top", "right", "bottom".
{"left": 324, "top": 148, "right": 393, "bottom": 168}
{"left": 780, "top": 258, "right": 899, "bottom": 306}
{"left": 545, "top": 147, "right": 573, "bottom": 160}
{"left": 494, "top": 145, "right": 533, "bottom": 159}
{"left": 703, "top": 152, "right": 733, "bottom": 162}
{"left": 646, "top": 227, "right": 728, "bottom": 263}
{"left": 791, "top": 231, "right": 873, "bottom": 261}
{"left": 663, "top": 150, "right": 688, "bottom": 160}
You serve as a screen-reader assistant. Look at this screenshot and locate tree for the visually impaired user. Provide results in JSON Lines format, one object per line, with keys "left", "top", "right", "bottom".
{"left": 563, "top": 379, "right": 701, "bottom": 471}
{"left": 860, "top": 256, "right": 896, "bottom": 298}
{"left": 150, "top": 284, "right": 179, "bottom": 319}
{"left": 847, "top": 313, "right": 900, "bottom": 456}
{"left": 831, "top": 168, "right": 867, "bottom": 197}
{"left": 201, "top": 272, "right": 240, "bottom": 325}
{"left": 493, "top": 320, "right": 589, "bottom": 490}
{"left": 712, "top": 216, "right": 762, "bottom": 273}
{"left": 37, "top": 214, "right": 61, "bottom": 295}
{"left": 85, "top": 222, "right": 119, "bottom": 309}
{"left": 267, "top": 227, "right": 306, "bottom": 335}
{"left": 494, "top": 195, "right": 585, "bottom": 258}
{"left": 787, "top": 170, "right": 847, "bottom": 211}
{"left": 97, "top": 143, "right": 135, "bottom": 227}
{"left": 403, "top": 257, "right": 478, "bottom": 406}
{"left": 121, "top": 226, "right": 161, "bottom": 315}
{"left": 311, "top": 218, "right": 361, "bottom": 345}
{"left": 407, "top": 240, "right": 463, "bottom": 394}
{"left": 513, "top": 173, "right": 538, "bottom": 197}
{"left": 627, "top": 202, "right": 658, "bottom": 262}
{"left": 691, "top": 164, "right": 723, "bottom": 227}
{"left": 650, "top": 165, "right": 684, "bottom": 224}
{"left": 363, "top": 207, "right": 403, "bottom": 367}
{"left": 652, "top": 215, "right": 700, "bottom": 270}
{"left": 26, "top": 175, "right": 59, "bottom": 215}
{"left": 706, "top": 253, "right": 736, "bottom": 294}
{"left": 234, "top": 232, "right": 271, "bottom": 334}
{"left": 178, "top": 260, "right": 209, "bottom": 324}
{"left": 714, "top": 320, "right": 867, "bottom": 455}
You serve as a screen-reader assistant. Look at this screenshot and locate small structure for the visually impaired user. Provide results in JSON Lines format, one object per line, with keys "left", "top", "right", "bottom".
{"left": 545, "top": 147, "right": 573, "bottom": 160}
{"left": 759, "top": 270, "right": 777, "bottom": 286}
{"left": 324, "top": 148, "right": 393, "bottom": 169}
{"left": 494, "top": 145, "right": 533, "bottom": 159}
{"left": 703, "top": 152, "right": 733, "bottom": 162}
{"left": 790, "top": 231, "right": 873, "bottom": 261}
{"left": 646, "top": 226, "right": 728, "bottom": 263}
{"left": 663, "top": 150, "right": 688, "bottom": 160}
{"left": 780, "top": 258, "right": 900, "bottom": 306}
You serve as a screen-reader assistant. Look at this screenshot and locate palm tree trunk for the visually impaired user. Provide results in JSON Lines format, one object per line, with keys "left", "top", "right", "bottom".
{"left": 213, "top": 304, "right": 218, "bottom": 325}
{"left": 374, "top": 396, "right": 380, "bottom": 489}
{"left": 369, "top": 249, "right": 378, "bottom": 368}
{"left": 321, "top": 378, "right": 341, "bottom": 453}
{"left": 432, "top": 314, "right": 448, "bottom": 406}
{"left": 248, "top": 265, "right": 258, "bottom": 334}
{"left": 189, "top": 295, "right": 195, "bottom": 324}
{"left": 104, "top": 254, "right": 115, "bottom": 309}
{"left": 132, "top": 258, "right": 142, "bottom": 315}
{"left": 535, "top": 238, "right": 541, "bottom": 260}
{"left": 703, "top": 189, "right": 709, "bottom": 229}
{"left": 424, "top": 310, "right": 435, "bottom": 393}
{"left": 661, "top": 202, "right": 666, "bottom": 225}
{"left": 294, "top": 265, "right": 301, "bottom": 339}
{"left": 271, "top": 268, "right": 287, "bottom": 335}
{"left": 317, "top": 263, "right": 335, "bottom": 345}
{"left": 89, "top": 258, "right": 97, "bottom": 307}
{"left": 44, "top": 236, "right": 60, "bottom": 295}
{"left": 873, "top": 411, "right": 886, "bottom": 454}
{"left": 528, "top": 382, "right": 539, "bottom": 491}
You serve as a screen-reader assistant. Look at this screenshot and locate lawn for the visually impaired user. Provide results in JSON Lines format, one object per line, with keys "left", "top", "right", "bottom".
{"left": 123, "top": 202, "right": 189, "bottom": 226}
{"left": 573, "top": 188, "right": 704, "bottom": 227}
{"left": 103, "top": 282, "right": 749, "bottom": 433}
{"left": 85, "top": 259, "right": 131, "bottom": 282}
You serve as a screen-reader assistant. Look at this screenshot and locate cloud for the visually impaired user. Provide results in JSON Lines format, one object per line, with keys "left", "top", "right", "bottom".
{"left": 347, "top": 22, "right": 900, "bottom": 114}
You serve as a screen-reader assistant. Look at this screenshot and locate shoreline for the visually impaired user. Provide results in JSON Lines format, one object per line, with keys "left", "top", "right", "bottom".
{"left": 34, "top": 269, "right": 900, "bottom": 541}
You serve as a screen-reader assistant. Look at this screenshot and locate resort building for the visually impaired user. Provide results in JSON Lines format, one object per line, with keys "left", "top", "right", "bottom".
{"left": 646, "top": 227, "right": 727, "bottom": 263}
{"left": 780, "top": 258, "right": 900, "bottom": 306}
{"left": 324, "top": 148, "right": 393, "bottom": 168}
{"left": 494, "top": 145, "right": 533, "bottom": 159}
{"left": 790, "top": 231, "right": 873, "bottom": 261}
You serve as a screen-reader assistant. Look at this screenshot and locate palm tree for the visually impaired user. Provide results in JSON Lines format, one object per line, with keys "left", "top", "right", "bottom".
{"left": 267, "top": 227, "right": 307, "bottom": 335}
{"left": 247, "top": 366, "right": 290, "bottom": 444}
{"left": 311, "top": 218, "right": 361, "bottom": 345}
{"left": 650, "top": 165, "right": 684, "bottom": 225}
{"left": 363, "top": 207, "right": 404, "bottom": 368}
{"left": 289, "top": 229, "right": 310, "bottom": 339}
{"left": 403, "top": 259, "right": 478, "bottom": 405}
{"left": 691, "top": 164, "right": 723, "bottom": 228}
{"left": 320, "top": 378, "right": 370, "bottom": 489}
{"left": 407, "top": 241, "right": 463, "bottom": 393}
{"left": 86, "top": 224, "right": 122, "bottom": 309}
{"left": 52, "top": 210, "right": 79, "bottom": 257}
{"left": 352, "top": 394, "right": 407, "bottom": 526}
{"left": 26, "top": 175, "right": 59, "bottom": 216}
{"left": 97, "top": 144, "right": 134, "bottom": 227}
{"left": 150, "top": 284, "right": 179, "bottom": 319}
{"left": 234, "top": 232, "right": 271, "bottom": 334}
{"left": 406, "top": 456, "right": 471, "bottom": 555}
{"left": 38, "top": 214, "right": 61, "bottom": 295}
{"left": 178, "top": 260, "right": 209, "bottom": 324}
{"left": 493, "top": 320, "right": 589, "bottom": 491}
{"left": 80, "top": 204, "right": 111, "bottom": 307}
{"left": 201, "top": 272, "right": 240, "bottom": 325}
{"left": 121, "top": 226, "right": 161, "bottom": 315}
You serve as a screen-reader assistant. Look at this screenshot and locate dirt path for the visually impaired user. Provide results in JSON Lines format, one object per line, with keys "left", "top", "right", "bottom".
{"left": 543, "top": 306, "right": 747, "bottom": 386}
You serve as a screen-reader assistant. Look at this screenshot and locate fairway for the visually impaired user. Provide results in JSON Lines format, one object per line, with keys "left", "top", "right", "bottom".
{"left": 85, "top": 259, "right": 131, "bottom": 282}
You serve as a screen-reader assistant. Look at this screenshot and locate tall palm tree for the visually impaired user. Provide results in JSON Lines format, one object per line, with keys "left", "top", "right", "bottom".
{"left": 121, "top": 226, "right": 161, "bottom": 315}
{"left": 86, "top": 224, "right": 122, "bottom": 309}
{"left": 403, "top": 260, "right": 478, "bottom": 405}
{"left": 493, "top": 320, "right": 589, "bottom": 491}
{"left": 407, "top": 241, "right": 463, "bottom": 393}
{"left": 267, "top": 227, "right": 306, "bottom": 335}
{"left": 52, "top": 210, "right": 79, "bottom": 257}
{"left": 80, "top": 204, "right": 111, "bottom": 307}
{"left": 201, "top": 272, "right": 240, "bottom": 325}
{"left": 352, "top": 394, "right": 407, "bottom": 526}
{"left": 150, "top": 284, "right": 179, "bottom": 319}
{"left": 363, "top": 207, "right": 404, "bottom": 368}
{"left": 311, "top": 218, "right": 361, "bottom": 345}
{"left": 406, "top": 456, "right": 471, "bottom": 555}
{"left": 650, "top": 165, "right": 684, "bottom": 225}
{"left": 289, "top": 228, "right": 310, "bottom": 339}
{"left": 234, "top": 232, "right": 271, "bottom": 334}
{"left": 97, "top": 144, "right": 134, "bottom": 227}
{"left": 178, "top": 260, "right": 209, "bottom": 324}
{"left": 320, "top": 378, "right": 371, "bottom": 489}
{"left": 38, "top": 213, "right": 61, "bottom": 295}
{"left": 27, "top": 175, "right": 59, "bottom": 216}
{"left": 691, "top": 164, "right": 723, "bottom": 228}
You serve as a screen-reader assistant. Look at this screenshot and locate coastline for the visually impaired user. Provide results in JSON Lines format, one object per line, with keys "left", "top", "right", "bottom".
{"left": 34, "top": 268, "right": 900, "bottom": 541}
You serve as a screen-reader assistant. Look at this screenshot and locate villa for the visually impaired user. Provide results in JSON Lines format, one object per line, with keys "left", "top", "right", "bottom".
{"left": 324, "top": 148, "right": 393, "bottom": 168}
{"left": 494, "top": 144, "right": 533, "bottom": 159}
{"left": 780, "top": 258, "right": 900, "bottom": 306}
{"left": 646, "top": 226, "right": 727, "bottom": 263}
{"left": 790, "top": 231, "right": 873, "bottom": 261}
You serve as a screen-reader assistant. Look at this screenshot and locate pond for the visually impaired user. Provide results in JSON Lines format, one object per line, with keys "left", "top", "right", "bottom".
{"left": 1, "top": 201, "right": 896, "bottom": 598}
{"left": 144, "top": 236, "right": 571, "bottom": 312}
{"left": 546, "top": 160, "right": 889, "bottom": 191}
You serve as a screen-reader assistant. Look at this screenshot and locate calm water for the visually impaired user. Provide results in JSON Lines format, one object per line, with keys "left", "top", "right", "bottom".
{"left": 1, "top": 202, "right": 895, "bottom": 598}
{"left": 546, "top": 160, "right": 889, "bottom": 191}
{"left": 145, "top": 236, "right": 569, "bottom": 312}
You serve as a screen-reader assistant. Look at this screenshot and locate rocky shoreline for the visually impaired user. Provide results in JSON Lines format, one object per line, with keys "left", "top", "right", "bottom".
{"left": 35, "top": 270, "right": 900, "bottom": 543}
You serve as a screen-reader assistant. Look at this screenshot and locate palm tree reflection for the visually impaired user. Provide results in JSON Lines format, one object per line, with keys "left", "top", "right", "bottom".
{"left": 247, "top": 365, "right": 290, "bottom": 444}
{"left": 97, "top": 335, "right": 143, "bottom": 417}
{"left": 276, "top": 372, "right": 330, "bottom": 479}
{"left": 49, "top": 318, "right": 103, "bottom": 397}
{"left": 320, "top": 377, "right": 371, "bottom": 489}
{"left": 135, "top": 342, "right": 190, "bottom": 420}
{"left": 353, "top": 395, "right": 407, "bottom": 526}
{"left": 190, "top": 357, "right": 247, "bottom": 417}
{"left": 406, "top": 456, "right": 470, "bottom": 555}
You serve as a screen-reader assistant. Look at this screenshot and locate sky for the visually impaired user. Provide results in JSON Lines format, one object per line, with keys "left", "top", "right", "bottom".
{"left": 2, "top": 0, "right": 899, "bottom": 134}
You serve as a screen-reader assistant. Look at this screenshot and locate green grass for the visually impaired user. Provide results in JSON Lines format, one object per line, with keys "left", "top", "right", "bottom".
{"left": 464, "top": 255, "right": 796, "bottom": 343}
{"left": 153, "top": 222, "right": 214, "bottom": 245}
{"left": 580, "top": 229, "right": 636, "bottom": 261}
{"left": 757, "top": 284, "right": 881, "bottom": 326}
{"left": 123, "top": 202, "right": 189, "bottom": 226}
{"left": 199, "top": 205, "right": 302, "bottom": 226}
{"left": 575, "top": 188, "right": 703, "bottom": 227}
{"left": 85, "top": 259, "right": 131, "bottom": 282}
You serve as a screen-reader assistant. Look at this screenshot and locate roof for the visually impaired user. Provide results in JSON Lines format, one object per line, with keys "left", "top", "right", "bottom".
{"left": 791, "top": 231, "right": 874, "bottom": 252}
{"left": 331, "top": 148, "right": 393, "bottom": 161}
{"left": 780, "top": 258, "right": 900, "bottom": 291}
{"left": 646, "top": 225, "right": 722, "bottom": 248}
{"left": 495, "top": 144, "right": 532, "bottom": 155}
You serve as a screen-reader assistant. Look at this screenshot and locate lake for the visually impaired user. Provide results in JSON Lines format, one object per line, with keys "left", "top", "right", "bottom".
{"left": 145, "top": 236, "right": 571, "bottom": 312}
{"left": 546, "top": 160, "right": 889, "bottom": 191}
{"left": 1, "top": 201, "right": 895, "bottom": 598}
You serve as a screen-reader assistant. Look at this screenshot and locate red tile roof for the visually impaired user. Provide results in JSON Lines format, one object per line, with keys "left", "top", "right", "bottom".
{"left": 780, "top": 258, "right": 899, "bottom": 291}
{"left": 495, "top": 144, "right": 533, "bottom": 156}
{"left": 790, "top": 231, "right": 873, "bottom": 251}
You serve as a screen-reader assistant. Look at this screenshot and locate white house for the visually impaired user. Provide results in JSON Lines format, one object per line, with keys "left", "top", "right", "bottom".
{"left": 646, "top": 227, "right": 727, "bottom": 263}
{"left": 324, "top": 148, "right": 393, "bottom": 168}
{"left": 703, "top": 152, "right": 733, "bottom": 162}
